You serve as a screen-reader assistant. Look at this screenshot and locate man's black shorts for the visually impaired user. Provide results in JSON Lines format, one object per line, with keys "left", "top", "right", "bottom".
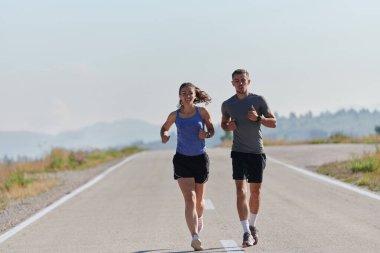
{"left": 231, "top": 151, "right": 266, "bottom": 183}
{"left": 172, "top": 152, "right": 209, "bottom": 184}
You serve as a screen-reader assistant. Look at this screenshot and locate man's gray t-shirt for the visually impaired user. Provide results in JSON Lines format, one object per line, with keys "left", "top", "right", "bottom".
{"left": 221, "top": 93, "right": 270, "bottom": 154}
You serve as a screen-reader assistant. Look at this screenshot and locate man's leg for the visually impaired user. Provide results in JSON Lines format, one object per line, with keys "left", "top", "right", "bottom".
{"left": 235, "top": 180, "right": 249, "bottom": 221}
{"left": 249, "top": 182, "right": 261, "bottom": 245}
{"left": 249, "top": 183, "right": 261, "bottom": 216}
{"left": 236, "top": 180, "right": 254, "bottom": 247}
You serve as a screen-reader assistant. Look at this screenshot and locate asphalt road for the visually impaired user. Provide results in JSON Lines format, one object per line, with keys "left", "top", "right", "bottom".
{"left": 0, "top": 144, "right": 379, "bottom": 253}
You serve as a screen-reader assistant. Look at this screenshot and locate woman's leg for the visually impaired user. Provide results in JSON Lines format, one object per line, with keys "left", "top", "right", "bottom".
{"left": 195, "top": 183, "right": 206, "bottom": 233}
{"left": 195, "top": 183, "right": 206, "bottom": 218}
{"left": 177, "top": 178, "right": 198, "bottom": 236}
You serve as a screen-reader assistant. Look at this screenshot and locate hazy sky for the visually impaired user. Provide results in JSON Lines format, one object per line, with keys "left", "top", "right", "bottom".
{"left": 1, "top": 0, "right": 379, "bottom": 134}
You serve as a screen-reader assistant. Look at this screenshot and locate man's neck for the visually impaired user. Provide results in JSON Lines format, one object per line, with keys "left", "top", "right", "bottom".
{"left": 236, "top": 92, "right": 249, "bottom": 100}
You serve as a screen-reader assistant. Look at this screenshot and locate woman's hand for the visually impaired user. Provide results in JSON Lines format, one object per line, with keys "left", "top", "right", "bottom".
{"left": 199, "top": 129, "right": 207, "bottom": 139}
{"left": 161, "top": 131, "right": 170, "bottom": 143}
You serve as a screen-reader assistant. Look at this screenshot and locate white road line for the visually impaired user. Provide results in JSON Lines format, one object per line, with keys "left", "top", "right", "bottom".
{"left": 220, "top": 240, "right": 244, "bottom": 252}
{"left": 0, "top": 153, "right": 140, "bottom": 244}
{"left": 204, "top": 198, "right": 215, "bottom": 210}
{"left": 268, "top": 156, "right": 380, "bottom": 201}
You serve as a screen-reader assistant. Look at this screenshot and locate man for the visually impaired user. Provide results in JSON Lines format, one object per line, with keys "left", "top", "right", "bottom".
{"left": 221, "top": 69, "right": 277, "bottom": 247}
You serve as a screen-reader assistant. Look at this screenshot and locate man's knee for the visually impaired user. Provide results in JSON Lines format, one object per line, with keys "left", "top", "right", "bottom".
{"left": 250, "top": 185, "right": 261, "bottom": 199}
{"left": 236, "top": 187, "right": 247, "bottom": 200}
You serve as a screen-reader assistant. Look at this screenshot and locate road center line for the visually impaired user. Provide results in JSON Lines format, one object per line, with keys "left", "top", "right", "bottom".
{"left": 0, "top": 153, "right": 140, "bottom": 244}
{"left": 204, "top": 198, "right": 215, "bottom": 210}
{"left": 220, "top": 240, "right": 244, "bottom": 252}
{"left": 268, "top": 156, "right": 380, "bottom": 201}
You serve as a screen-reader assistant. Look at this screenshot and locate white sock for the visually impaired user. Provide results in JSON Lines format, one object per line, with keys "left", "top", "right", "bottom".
{"left": 249, "top": 213, "right": 258, "bottom": 227}
{"left": 192, "top": 234, "right": 200, "bottom": 240}
{"left": 240, "top": 220, "right": 250, "bottom": 233}
{"left": 198, "top": 216, "right": 204, "bottom": 233}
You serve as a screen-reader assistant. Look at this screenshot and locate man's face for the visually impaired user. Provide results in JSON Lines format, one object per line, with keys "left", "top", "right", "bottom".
{"left": 232, "top": 73, "right": 250, "bottom": 95}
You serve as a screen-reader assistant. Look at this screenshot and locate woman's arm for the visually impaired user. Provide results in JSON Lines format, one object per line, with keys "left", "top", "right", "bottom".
{"left": 200, "top": 107, "right": 215, "bottom": 139}
{"left": 160, "top": 111, "right": 176, "bottom": 143}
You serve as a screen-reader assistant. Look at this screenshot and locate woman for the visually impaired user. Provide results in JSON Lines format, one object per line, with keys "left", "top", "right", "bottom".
{"left": 160, "top": 82, "right": 214, "bottom": 251}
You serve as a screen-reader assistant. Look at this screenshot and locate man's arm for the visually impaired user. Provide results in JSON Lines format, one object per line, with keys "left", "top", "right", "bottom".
{"left": 260, "top": 111, "right": 276, "bottom": 128}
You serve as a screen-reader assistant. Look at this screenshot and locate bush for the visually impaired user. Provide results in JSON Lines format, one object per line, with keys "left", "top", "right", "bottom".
{"left": 351, "top": 157, "right": 379, "bottom": 173}
{"left": 329, "top": 132, "right": 351, "bottom": 143}
{"left": 4, "top": 172, "right": 33, "bottom": 191}
{"left": 375, "top": 125, "right": 380, "bottom": 135}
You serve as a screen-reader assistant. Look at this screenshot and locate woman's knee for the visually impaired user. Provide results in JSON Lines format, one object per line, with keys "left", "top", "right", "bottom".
{"left": 184, "top": 191, "right": 197, "bottom": 204}
{"left": 196, "top": 197, "right": 204, "bottom": 207}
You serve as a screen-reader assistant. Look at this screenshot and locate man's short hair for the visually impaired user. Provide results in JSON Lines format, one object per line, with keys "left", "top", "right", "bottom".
{"left": 232, "top": 69, "right": 250, "bottom": 79}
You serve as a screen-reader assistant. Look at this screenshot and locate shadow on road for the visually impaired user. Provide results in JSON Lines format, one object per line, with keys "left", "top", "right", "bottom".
{"left": 133, "top": 247, "right": 242, "bottom": 253}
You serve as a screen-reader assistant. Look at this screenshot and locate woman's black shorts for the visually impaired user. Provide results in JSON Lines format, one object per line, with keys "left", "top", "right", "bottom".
{"left": 172, "top": 152, "right": 209, "bottom": 184}
{"left": 231, "top": 151, "right": 266, "bottom": 183}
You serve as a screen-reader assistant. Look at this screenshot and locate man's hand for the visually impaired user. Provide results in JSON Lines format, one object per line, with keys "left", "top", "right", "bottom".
{"left": 225, "top": 118, "right": 237, "bottom": 131}
{"left": 248, "top": 105, "right": 259, "bottom": 122}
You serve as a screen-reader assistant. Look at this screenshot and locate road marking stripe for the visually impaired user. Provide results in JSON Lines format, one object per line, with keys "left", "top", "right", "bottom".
{"left": 0, "top": 153, "right": 140, "bottom": 244}
{"left": 268, "top": 156, "right": 380, "bottom": 201}
{"left": 204, "top": 198, "right": 215, "bottom": 210}
{"left": 220, "top": 240, "right": 244, "bottom": 252}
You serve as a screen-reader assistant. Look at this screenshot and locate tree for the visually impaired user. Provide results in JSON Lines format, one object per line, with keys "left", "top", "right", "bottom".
{"left": 220, "top": 131, "right": 232, "bottom": 141}
{"left": 375, "top": 125, "right": 380, "bottom": 135}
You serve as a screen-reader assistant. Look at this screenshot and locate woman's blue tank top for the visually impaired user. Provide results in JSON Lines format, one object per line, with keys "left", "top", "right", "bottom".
{"left": 175, "top": 107, "right": 206, "bottom": 156}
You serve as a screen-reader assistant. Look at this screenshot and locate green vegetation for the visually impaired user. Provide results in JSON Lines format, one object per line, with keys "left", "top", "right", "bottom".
{"left": 219, "top": 132, "right": 380, "bottom": 192}
{"left": 220, "top": 131, "right": 233, "bottom": 142}
{"left": 375, "top": 125, "right": 380, "bottom": 135}
{"left": 220, "top": 133, "right": 380, "bottom": 147}
{"left": 0, "top": 146, "right": 142, "bottom": 208}
{"left": 4, "top": 172, "right": 33, "bottom": 191}
{"left": 317, "top": 147, "right": 380, "bottom": 191}
{"left": 264, "top": 133, "right": 380, "bottom": 146}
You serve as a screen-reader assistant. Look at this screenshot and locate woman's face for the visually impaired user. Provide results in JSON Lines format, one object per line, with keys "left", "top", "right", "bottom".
{"left": 179, "top": 85, "right": 196, "bottom": 106}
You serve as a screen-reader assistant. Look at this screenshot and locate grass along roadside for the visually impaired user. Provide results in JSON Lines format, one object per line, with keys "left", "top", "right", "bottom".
{"left": 219, "top": 134, "right": 380, "bottom": 147}
{"left": 0, "top": 146, "right": 143, "bottom": 209}
{"left": 218, "top": 133, "right": 380, "bottom": 192}
{"left": 317, "top": 147, "right": 380, "bottom": 191}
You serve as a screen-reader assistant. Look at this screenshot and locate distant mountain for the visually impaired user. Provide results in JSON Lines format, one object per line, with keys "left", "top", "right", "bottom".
{"left": 0, "top": 119, "right": 160, "bottom": 159}
{"left": 1, "top": 109, "right": 379, "bottom": 159}
{"left": 54, "top": 119, "right": 159, "bottom": 149}
{"left": 0, "top": 131, "right": 52, "bottom": 159}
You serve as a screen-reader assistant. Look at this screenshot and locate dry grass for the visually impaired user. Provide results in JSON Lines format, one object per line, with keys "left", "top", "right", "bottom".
{"left": 0, "top": 146, "right": 143, "bottom": 209}
{"left": 5, "top": 177, "right": 59, "bottom": 199}
{"left": 310, "top": 134, "right": 380, "bottom": 144}
{"left": 219, "top": 134, "right": 380, "bottom": 147}
{"left": 0, "top": 192, "right": 7, "bottom": 209}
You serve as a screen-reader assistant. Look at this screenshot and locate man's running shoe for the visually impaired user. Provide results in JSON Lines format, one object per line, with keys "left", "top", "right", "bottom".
{"left": 249, "top": 225, "right": 259, "bottom": 245}
{"left": 191, "top": 234, "right": 203, "bottom": 251}
{"left": 242, "top": 232, "right": 254, "bottom": 248}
